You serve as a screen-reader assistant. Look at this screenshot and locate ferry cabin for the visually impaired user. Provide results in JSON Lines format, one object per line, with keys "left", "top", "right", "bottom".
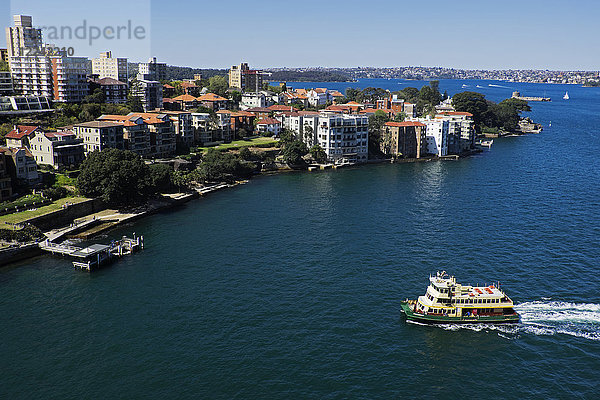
{"left": 415, "top": 274, "right": 516, "bottom": 318}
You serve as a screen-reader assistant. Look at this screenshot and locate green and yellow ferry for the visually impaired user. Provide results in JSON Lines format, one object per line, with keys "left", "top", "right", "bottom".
{"left": 400, "top": 271, "right": 520, "bottom": 324}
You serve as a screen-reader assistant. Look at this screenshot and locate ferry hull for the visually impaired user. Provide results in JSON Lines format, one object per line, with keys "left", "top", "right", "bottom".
{"left": 400, "top": 301, "right": 520, "bottom": 324}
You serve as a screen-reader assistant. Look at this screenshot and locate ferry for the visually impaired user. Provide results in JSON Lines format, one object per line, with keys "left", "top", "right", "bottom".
{"left": 400, "top": 271, "right": 520, "bottom": 324}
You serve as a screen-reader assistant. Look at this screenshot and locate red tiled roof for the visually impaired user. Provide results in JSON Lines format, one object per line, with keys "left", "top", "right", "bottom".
{"left": 256, "top": 117, "right": 281, "bottom": 125}
{"left": 180, "top": 81, "right": 197, "bottom": 88}
{"left": 6, "top": 125, "right": 40, "bottom": 139}
{"left": 197, "top": 93, "right": 227, "bottom": 102}
{"left": 163, "top": 84, "right": 175, "bottom": 89}
{"left": 268, "top": 104, "right": 296, "bottom": 111}
{"left": 245, "top": 107, "right": 271, "bottom": 113}
{"left": 172, "top": 94, "right": 198, "bottom": 102}
{"left": 385, "top": 121, "right": 426, "bottom": 127}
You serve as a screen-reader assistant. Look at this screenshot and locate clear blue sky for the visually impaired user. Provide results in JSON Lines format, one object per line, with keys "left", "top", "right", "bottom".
{"left": 3, "top": 0, "right": 599, "bottom": 70}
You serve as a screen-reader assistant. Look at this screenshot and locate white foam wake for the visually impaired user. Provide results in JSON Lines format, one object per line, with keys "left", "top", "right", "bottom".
{"left": 412, "top": 301, "right": 600, "bottom": 341}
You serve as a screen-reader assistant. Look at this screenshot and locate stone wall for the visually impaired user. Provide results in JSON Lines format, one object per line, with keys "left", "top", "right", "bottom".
{"left": 0, "top": 243, "right": 42, "bottom": 266}
{"left": 25, "top": 198, "right": 105, "bottom": 231}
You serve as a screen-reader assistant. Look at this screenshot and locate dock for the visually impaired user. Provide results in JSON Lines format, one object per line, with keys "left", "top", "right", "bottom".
{"left": 39, "top": 233, "right": 144, "bottom": 271}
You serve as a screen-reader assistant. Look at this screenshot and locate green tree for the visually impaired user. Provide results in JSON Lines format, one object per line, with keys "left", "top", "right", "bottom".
{"left": 198, "top": 149, "right": 253, "bottom": 183}
{"left": 207, "top": 75, "right": 229, "bottom": 97}
{"left": 368, "top": 110, "right": 390, "bottom": 155}
{"left": 282, "top": 140, "right": 308, "bottom": 166}
{"left": 148, "top": 163, "right": 173, "bottom": 193}
{"left": 499, "top": 98, "right": 531, "bottom": 112}
{"left": 77, "top": 149, "right": 153, "bottom": 206}
{"left": 0, "top": 60, "right": 9, "bottom": 72}
{"left": 451, "top": 91, "right": 488, "bottom": 126}
{"left": 309, "top": 144, "right": 327, "bottom": 163}
{"left": 83, "top": 88, "right": 106, "bottom": 104}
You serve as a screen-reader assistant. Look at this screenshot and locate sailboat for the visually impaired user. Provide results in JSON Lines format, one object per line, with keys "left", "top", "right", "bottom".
{"left": 563, "top": 91, "right": 569, "bottom": 100}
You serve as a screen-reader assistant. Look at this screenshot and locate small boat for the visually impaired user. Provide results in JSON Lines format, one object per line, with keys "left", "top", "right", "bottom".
{"left": 400, "top": 271, "right": 520, "bottom": 324}
{"left": 563, "top": 91, "right": 569, "bottom": 100}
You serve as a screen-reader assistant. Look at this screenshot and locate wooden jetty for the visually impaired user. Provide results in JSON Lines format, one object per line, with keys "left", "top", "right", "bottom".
{"left": 39, "top": 233, "right": 144, "bottom": 271}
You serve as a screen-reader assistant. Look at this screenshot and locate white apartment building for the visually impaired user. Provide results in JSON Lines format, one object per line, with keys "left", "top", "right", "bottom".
{"left": 436, "top": 112, "right": 475, "bottom": 153}
{"left": 92, "top": 51, "right": 128, "bottom": 82}
{"left": 29, "top": 130, "right": 85, "bottom": 168}
{"left": 241, "top": 92, "right": 266, "bottom": 109}
{"left": 313, "top": 113, "right": 369, "bottom": 163}
{"left": 422, "top": 118, "right": 449, "bottom": 157}
{"left": 9, "top": 55, "right": 53, "bottom": 97}
{"left": 191, "top": 113, "right": 214, "bottom": 144}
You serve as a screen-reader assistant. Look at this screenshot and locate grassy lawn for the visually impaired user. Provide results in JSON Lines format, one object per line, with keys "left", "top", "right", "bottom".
{"left": 195, "top": 137, "right": 279, "bottom": 153}
{"left": 0, "top": 196, "right": 89, "bottom": 229}
{"left": 55, "top": 173, "right": 77, "bottom": 186}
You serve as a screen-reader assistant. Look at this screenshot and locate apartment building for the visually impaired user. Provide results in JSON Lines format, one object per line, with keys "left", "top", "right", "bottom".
{"left": 49, "top": 56, "right": 90, "bottom": 102}
{"left": 381, "top": 121, "right": 427, "bottom": 159}
{"left": 91, "top": 51, "right": 128, "bottom": 82}
{"left": 29, "top": 130, "right": 85, "bottom": 169}
{"left": 160, "top": 111, "right": 194, "bottom": 147}
{"left": 131, "top": 79, "right": 163, "bottom": 112}
{"left": 228, "top": 63, "right": 264, "bottom": 92}
{"left": 256, "top": 117, "right": 281, "bottom": 136}
{"left": 138, "top": 57, "right": 166, "bottom": 81}
{"left": 422, "top": 118, "right": 449, "bottom": 157}
{"left": 89, "top": 77, "right": 127, "bottom": 104}
{"left": 436, "top": 111, "right": 475, "bottom": 153}
{"left": 9, "top": 55, "right": 53, "bottom": 97}
{"left": 311, "top": 113, "right": 369, "bottom": 164}
{"left": 191, "top": 113, "right": 214, "bottom": 144}
{"left": 72, "top": 121, "right": 125, "bottom": 154}
{"left": 98, "top": 114, "right": 152, "bottom": 157}
{"left": 5, "top": 15, "right": 42, "bottom": 57}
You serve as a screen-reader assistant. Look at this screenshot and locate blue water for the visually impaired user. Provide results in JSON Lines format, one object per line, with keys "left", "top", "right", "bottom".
{"left": 1, "top": 79, "right": 600, "bottom": 399}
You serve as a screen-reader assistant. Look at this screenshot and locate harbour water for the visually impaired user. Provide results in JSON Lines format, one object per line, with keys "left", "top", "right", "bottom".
{"left": 1, "top": 79, "right": 600, "bottom": 399}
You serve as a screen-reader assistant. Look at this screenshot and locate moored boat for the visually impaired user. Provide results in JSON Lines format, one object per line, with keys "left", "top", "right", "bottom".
{"left": 400, "top": 271, "right": 520, "bottom": 324}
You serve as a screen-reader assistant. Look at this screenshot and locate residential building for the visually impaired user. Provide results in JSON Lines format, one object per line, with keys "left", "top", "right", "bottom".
{"left": 312, "top": 113, "right": 369, "bottom": 164}
{"left": 0, "top": 71, "right": 13, "bottom": 95}
{"left": 197, "top": 93, "right": 228, "bottom": 111}
{"left": 89, "top": 77, "right": 127, "bottom": 104}
{"left": 256, "top": 117, "right": 282, "bottom": 136}
{"left": 9, "top": 55, "right": 54, "bottom": 97}
{"left": 1, "top": 147, "right": 39, "bottom": 185}
{"left": 91, "top": 51, "right": 128, "bottom": 82}
{"left": 98, "top": 114, "right": 151, "bottom": 157}
{"left": 244, "top": 107, "right": 271, "bottom": 119}
{"left": 5, "top": 15, "right": 42, "bottom": 57}
{"left": 228, "top": 63, "right": 264, "bottom": 92}
{"left": 49, "top": 56, "right": 90, "bottom": 102}
{"left": 131, "top": 79, "right": 163, "bottom": 112}
{"left": 160, "top": 111, "right": 194, "bottom": 147}
{"left": 29, "top": 130, "right": 85, "bottom": 169}
{"left": 138, "top": 57, "right": 166, "bottom": 81}
{"left": 128, "top": 113, "right": 176, "bottom": 157}
{"left": 5, "top": 125, "right": 42, "bottom": 148}
{"left": 171, "top": 94, "right": 198, "bottom": 111}
{"left": 241, "top": 92, "right": 267, "bottom": 109}
{"left": 229, "top": 111, "right": 256, "bottom": 138}
{"left": 72, "top": 121, "right": 125, "bottom": 154}
{"left": 215, "top": 110, "right": 233, "bottom": 142}
{"left": 437, "top": 112, "right": 475, "bottom": 153}
{"left": 422, "top": 119, "right": 449, "bottom": 157}
{"left": 180, "top": 81, "right": 200, "bottom": 96}
{"left": 381, "top": 121, "right": 427, "bottom": 159}
{"left": 306, "top": 88, "right": 329, "bottom": 107}
{"left": 191, "top": 113, "right": 214, "bottom": 144}
{"left": 0, "top": 149, "right": 13, "bottom": 200}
